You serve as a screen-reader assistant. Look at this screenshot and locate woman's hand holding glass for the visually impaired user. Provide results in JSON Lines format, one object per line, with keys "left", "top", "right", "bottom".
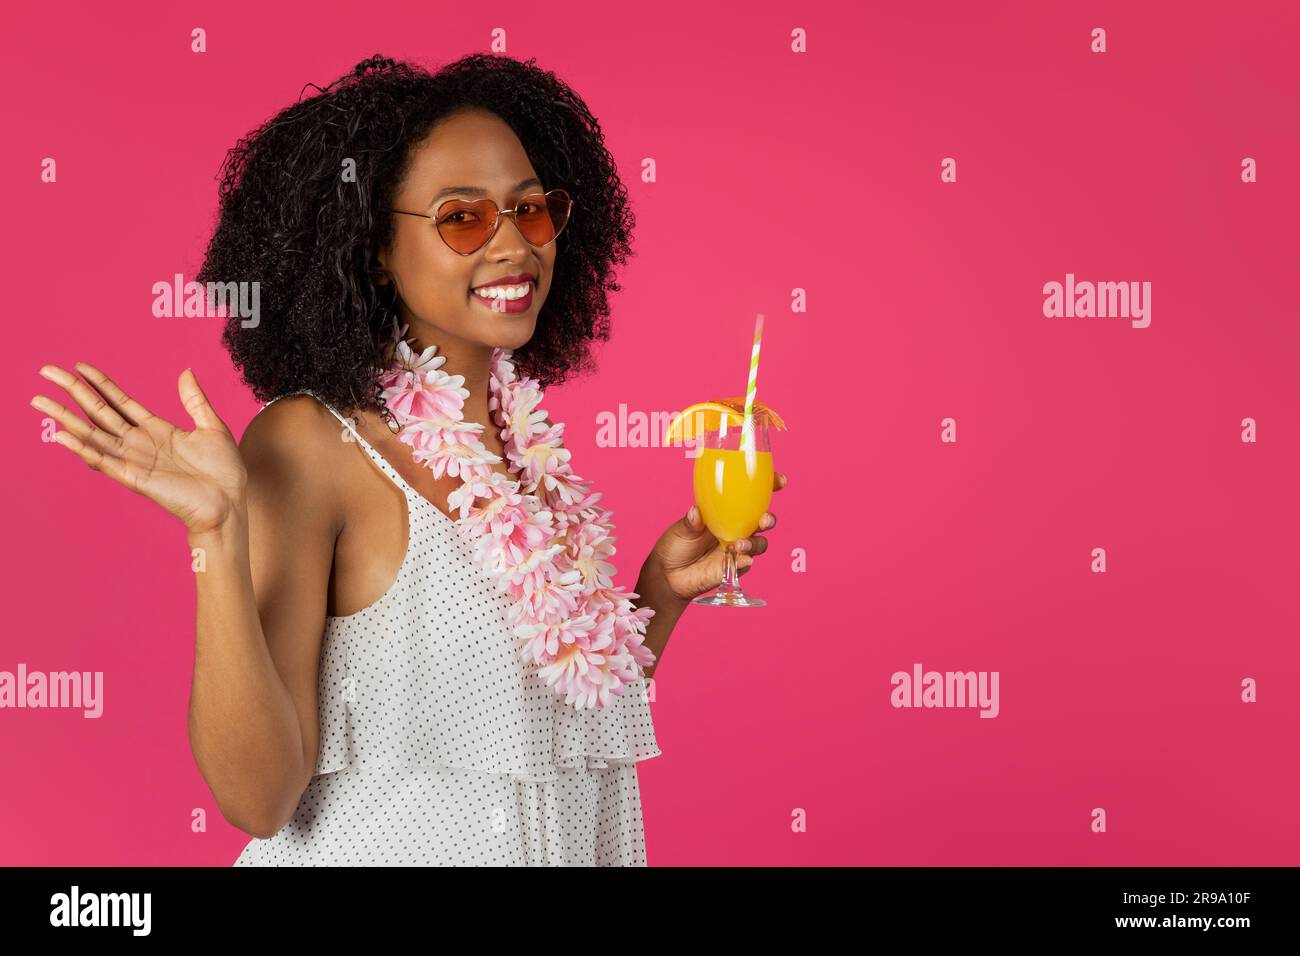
{"left": 648, "top": 419, "right": 785, "bottom": 607}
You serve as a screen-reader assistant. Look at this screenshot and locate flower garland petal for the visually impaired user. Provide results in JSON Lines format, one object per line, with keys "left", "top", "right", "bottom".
{"left": 380, "top": 319, "right": 655, "bottom": 710}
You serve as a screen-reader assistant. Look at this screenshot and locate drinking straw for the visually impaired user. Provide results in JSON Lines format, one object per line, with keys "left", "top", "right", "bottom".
{"left": 740, "top": 313, "right": 764, "bottom": 452}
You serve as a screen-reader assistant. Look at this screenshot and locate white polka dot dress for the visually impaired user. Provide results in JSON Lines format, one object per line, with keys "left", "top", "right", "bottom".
{"left": 233, "top": 393, "right": 661, "bottom": 866}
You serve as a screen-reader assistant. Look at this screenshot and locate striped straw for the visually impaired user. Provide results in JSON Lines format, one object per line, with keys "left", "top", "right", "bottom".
{"left": 740, "top": 313, "right": 764, "bottom": 452}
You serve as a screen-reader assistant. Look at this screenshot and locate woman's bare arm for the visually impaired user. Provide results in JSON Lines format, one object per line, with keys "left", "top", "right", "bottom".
{"left": 187, "top": 396, "right": 344, "bottom": 837}
{"left": 32, "top": 367, "right": 342, "bottom": 838}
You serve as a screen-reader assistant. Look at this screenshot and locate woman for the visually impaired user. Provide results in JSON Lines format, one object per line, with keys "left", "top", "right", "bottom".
{"left": 30, "top": 53, "right": 785, "bottom": 866}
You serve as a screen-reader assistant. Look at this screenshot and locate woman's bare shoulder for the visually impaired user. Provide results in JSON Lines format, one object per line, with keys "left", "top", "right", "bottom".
{"left": 240, "top": 394, "right": 344, "bottom": 452}
{"left": 238, "top": 395, "right": 350, "bottom": 500}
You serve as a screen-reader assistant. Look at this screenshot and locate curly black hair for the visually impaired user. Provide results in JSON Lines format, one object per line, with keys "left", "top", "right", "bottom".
{"left": 196, "top": 53, "right": 636, "bottom": 413}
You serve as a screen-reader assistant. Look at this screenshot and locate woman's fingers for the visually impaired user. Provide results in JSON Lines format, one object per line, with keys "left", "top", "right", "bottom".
{"left": 177, "top": 368, "right": 228, "bottom": 433}
{"left": 732, "top": 507, "right": 778, "bottom": 556}
{"left": 38, "top": 364, "right": 131, "bottom": 437}
{"left": 48, "top": 428, "right": 145, "bottom": 494}
{"left": 733, "top": 480, "right": 782, "bottom": 575}
{"left": 31, "top": 394, "right": 123, "bottom": 456}
{"left": 74, "top": 362, "right": 156, "bottom": 426}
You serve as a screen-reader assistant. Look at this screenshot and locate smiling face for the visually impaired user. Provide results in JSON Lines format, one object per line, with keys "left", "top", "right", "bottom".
{"left": 375, "top": 108, "right": 556, "bottom": 354}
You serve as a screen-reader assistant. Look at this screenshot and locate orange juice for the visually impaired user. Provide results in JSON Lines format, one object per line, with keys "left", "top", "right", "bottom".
{"left": 693, "top": 447, "right": 774, "bottom": 544}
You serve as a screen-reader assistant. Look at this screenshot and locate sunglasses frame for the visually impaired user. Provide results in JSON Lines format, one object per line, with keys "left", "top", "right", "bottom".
{"left": 388, "top": 188, "right": 574, "bottom": 256}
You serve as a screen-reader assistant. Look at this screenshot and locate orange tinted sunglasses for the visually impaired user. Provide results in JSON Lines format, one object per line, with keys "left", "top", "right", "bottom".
{"left": 388, "top": 189, "right": 573, "bottom": 255}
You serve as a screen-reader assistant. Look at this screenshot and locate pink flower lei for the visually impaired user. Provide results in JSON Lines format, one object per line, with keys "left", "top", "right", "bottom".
{"left": 377, "top": 319, "right": 656, "bottom": 710}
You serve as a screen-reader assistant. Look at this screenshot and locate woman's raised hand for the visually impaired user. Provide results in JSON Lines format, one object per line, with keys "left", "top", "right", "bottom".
{"left": 31, "top": 363, "right": 248, "bottom": 536}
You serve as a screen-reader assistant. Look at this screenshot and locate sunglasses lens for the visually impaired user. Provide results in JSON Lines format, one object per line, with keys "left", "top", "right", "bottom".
{"left": 437, "top": 191, "right": 572, "bottom": 254}
{"left": 516, "top": 201, "right": 555, "bottom": 245}
{"left": 437, "top": 199, "right": 495, "bottom": 254}
{"left": 519, "top": 191, "right": 571, "bottom": 246}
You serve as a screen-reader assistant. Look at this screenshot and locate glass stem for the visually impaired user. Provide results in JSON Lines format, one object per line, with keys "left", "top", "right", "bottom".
{"left": 720, "top": 542, "right": 742, "bottom": 594}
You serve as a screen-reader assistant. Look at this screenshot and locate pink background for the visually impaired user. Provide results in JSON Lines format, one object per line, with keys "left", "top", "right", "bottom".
{"left": 2, "top": 0, "right": 1297, "bottom": 865}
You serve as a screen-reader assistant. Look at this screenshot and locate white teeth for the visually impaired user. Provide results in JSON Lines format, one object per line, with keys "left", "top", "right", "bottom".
{"left": 473, "top": 281, "right": 532, "bottom": 301}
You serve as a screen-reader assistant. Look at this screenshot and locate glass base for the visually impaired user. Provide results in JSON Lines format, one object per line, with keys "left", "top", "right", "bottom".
{"left": 692, "top": 589, "right": 766, "bottom": 607}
